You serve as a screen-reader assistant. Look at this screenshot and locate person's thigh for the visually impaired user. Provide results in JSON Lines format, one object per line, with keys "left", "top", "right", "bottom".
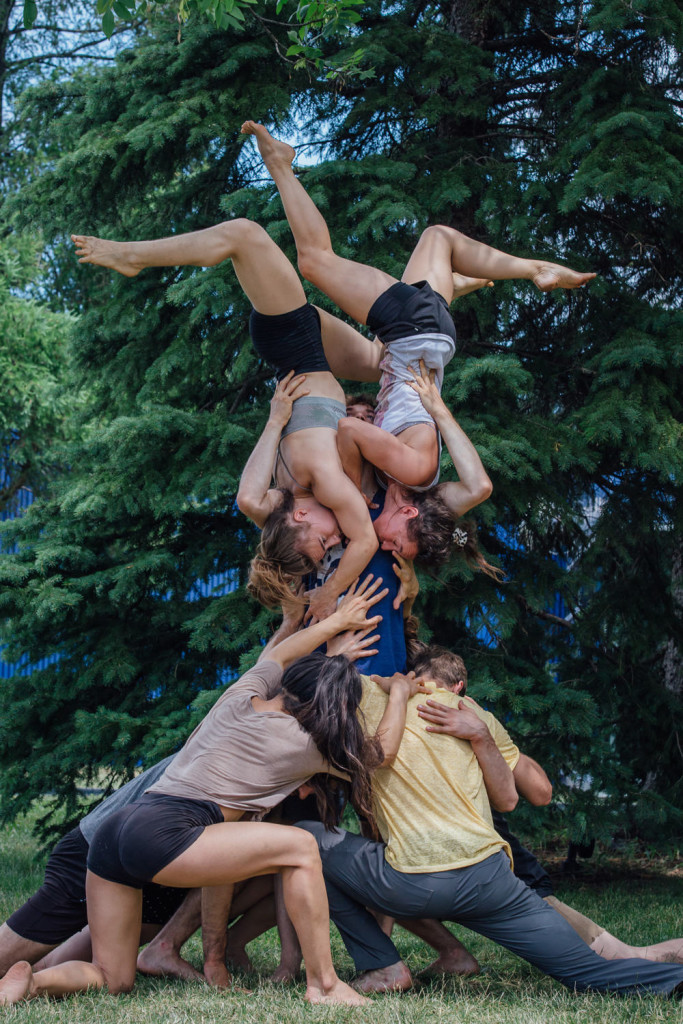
{"left": 296, "top": 822, "right": 435, "bottom": 917}
{"left": 86, "top": 872, "right": 142, "bottom": 993}
{"left": 151, "top": 821, "right": 319, "bottom": 888}
{"left": 317, "top": 308, "right": 383, "bottom": 382}
{"left": 3, "top": 827, "right": 89, "bottom": 962}
{"left": 401, "top": 226, "right": 455, "bottom": 303}
{"left": 231, "top": 222, "right": 308, "bottom": 315}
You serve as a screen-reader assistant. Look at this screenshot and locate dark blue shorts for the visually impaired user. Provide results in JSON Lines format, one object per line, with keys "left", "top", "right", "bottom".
{"left": 87, "top": 793, "right": 223, "bottom": 889}
{"left": 7, "top": 825, "right": 188, "bottom": 943}
{"left": 367, "top": 280, "right": 456, "bottom": 344}
{"left": 250, "top": 303, "right": 331, "bottom": 380}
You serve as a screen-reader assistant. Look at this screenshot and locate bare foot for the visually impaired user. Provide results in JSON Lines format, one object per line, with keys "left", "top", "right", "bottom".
{"left": 532, "top": 263, "right": 596, "bottom": 291}
{"left": 417, "top": 948, "right": 480, "bottom": 978}
{"left": 203, "top": 960, "right": 251, "bottom": 994}
{"left": 592, "top": 931, "right": 683, "bottom": 964}
{"left": 225, "top": 948, "right": 254, "bottom": 973}
{"left": 352, "top": 959, "right": 413, "bottom": 994}
{"left": 240, "top": 121, "right": 296, "bottom": 172}
{"left": 137, "top": 941, "right": 204, "bottom": 983}
{"left": 71, "top": 234, "right": 143, "bottom": 277}
{"left": 268, "top": 962, "right": 301, "bottom": 984}
{"left": 306, "top": 977, "right": 370, "bottom": 1005}
{"left": 0, "top": 962, "right": 34, "bottom": 1005}
{"left": 451, "top": 273, "right": 494, "bottom": 298}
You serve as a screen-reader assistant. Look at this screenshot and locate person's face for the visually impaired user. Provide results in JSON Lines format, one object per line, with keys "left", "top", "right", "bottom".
{"left": 346, "top": 402, "right": 375, "bottom": 424}
{"left": 373, "top": 485, "right": 419, "bottom": 559}
{"left": 292, "top": 499, "right": 342, "bottom": 563}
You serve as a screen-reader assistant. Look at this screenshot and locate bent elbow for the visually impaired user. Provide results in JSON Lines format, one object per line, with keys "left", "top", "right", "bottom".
{"left": 534, "top": 782, "right": 553, "bottom": 806}
{"left": 476, "top": 476, "right": 493, "bottom": 503}
{"left": 236, "top": 491, "right": 259, "bottom": 521}
{"left": 378, "top": 748, "right": 398, "bottom": 769}
{"left": 495, "top": 790, "right": 519, "bottom": 813}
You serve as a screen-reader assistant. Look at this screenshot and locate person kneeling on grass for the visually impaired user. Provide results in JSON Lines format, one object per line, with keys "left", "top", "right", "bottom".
{"left": 0, "top": 576, "right": 429, "bottom": 1008}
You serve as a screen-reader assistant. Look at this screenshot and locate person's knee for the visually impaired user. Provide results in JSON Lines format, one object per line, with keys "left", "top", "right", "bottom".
{"left": 215, "top": 218, "right": 266, "bottom": 256}
{"left": 419, "top": 224, "right": 456, "bottom": 247}
{"left": 102, "top": 969, "right": 134, "bottom": 995}
{"left": 296, "top": 247, "right": 320, "bottom": 284}
{"left": 107, "top": 977, "right": 135, "bottom": 995}
{"left": 293, "top": 828, "right": 323, "bottom": 870}
{"left": 296, "top": 247, "right": 335, "bottom": 288}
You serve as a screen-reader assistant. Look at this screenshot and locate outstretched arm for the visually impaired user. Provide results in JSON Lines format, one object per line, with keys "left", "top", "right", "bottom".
{"left": 236, "top": 373, "right": 309, "bottom": 527}
{"left": 267, "top": 575, "right": 388, "bottom": 669}
{"left": 408, "top": 360, "right": 492, "bottom": 518}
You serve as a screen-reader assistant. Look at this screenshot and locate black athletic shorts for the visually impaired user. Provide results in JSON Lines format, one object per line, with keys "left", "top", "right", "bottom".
{"left": 250, "top": 302, "right": 331, "bottom": 380}
{"left": 6, "top": 826, "right": 189, "bottom": 944}
{"left": 87, "top": 793, "right": 223, "bottom": 889}
{"left": 367, "top": 280, "right": 456, "bottom": 345}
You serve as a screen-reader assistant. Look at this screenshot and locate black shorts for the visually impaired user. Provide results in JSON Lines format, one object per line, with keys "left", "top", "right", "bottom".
{"left": 250, "top": 303, "right": 331, "bottom": 380}
{"left": 87, "top": 793, "right": 223, "bottom": 889}
{"left": 6, "top": 826, "right": 189, "bottom": 945}
{"left": 367, "top": 280, "right": 456, "bottom": 344}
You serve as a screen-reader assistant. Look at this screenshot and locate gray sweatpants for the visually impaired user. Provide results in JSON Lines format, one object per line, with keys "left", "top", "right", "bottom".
{"left": 297, "top": 823, "right": 683, "bottom": 997}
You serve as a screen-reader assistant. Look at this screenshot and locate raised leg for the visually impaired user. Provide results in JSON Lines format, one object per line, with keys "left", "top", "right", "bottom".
{"left": 242, "top": 121, "right": 396, "bottom": 324}
{"left": 317, "top": 307, "right": 383, "bottom": 383}
{"left": 402, "top": 224, "right": 595, "bottom": 302}
{"left": 72, "top": 220, "right": 307, "bottom": 315}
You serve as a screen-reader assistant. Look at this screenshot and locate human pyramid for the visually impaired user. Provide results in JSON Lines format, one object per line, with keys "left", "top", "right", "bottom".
{"left": 1, "top": 123, "right": 682, "bottom": 1008}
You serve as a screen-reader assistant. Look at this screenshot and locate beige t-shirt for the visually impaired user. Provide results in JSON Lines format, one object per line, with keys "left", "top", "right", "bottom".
{"left": 147, "top": 660, "right": 337, "bottom": 816}
{"left": 359, "top": 679, "right": 520, "bottom": 873}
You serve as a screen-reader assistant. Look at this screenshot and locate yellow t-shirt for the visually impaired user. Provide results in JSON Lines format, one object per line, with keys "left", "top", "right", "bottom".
{"left": 359, "top": 679, "right": 520, "bottom": 873}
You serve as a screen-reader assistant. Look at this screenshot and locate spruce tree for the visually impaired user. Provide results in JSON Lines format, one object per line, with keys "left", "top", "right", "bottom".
{"left": 1, "top": 0, "right": 681, "bottom": 844}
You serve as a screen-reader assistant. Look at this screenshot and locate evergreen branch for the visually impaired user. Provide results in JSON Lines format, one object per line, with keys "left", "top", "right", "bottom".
{"left": 514, "top": 594, "right": 574, "bottom": 630}
{"left": 0, "top": 468, "right": 29, "bottom": 508}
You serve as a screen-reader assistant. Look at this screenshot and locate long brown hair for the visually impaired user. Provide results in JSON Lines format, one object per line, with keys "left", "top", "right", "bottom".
{"left": 281, "top": 653, "right": 381, "bottom": 830}
{"left": 247, "top": 489, "right": 316, "bottom": 608}
{"left": 406, "top": 488, "right": 503, "bottom": 579}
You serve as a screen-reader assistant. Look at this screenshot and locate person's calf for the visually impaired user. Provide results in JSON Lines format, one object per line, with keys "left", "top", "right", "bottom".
{"left": 0, "top": 923, "right": 55, "bottom": 977}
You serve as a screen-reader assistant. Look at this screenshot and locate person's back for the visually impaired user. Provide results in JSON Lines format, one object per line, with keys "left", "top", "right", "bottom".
{"left": 360, "top": 680, "right": 517, "bottom": 871}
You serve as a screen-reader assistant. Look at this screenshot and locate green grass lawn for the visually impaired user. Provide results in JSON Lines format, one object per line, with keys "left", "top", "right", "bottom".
{"left": 1, "top": 815, "right": 681, "bottom": 1024}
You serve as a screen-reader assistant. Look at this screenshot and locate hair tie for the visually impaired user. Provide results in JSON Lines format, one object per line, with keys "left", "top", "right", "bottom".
{"left": 451, "top": 527, "right": 468, "bottom": 548}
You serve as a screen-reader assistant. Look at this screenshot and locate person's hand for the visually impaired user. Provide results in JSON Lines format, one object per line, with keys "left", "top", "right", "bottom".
{"left": 268, "top": 370, "right": 310, "bottom": 428}
{"left": 304, "top": 586, "right": 338, "bottom": 625}
{"left": 333, "top": 574, "right": 388, "bottom": 631}
{"left": 392, "top": 552, "right": 419, "bottom": 611}
{"left": 370, "top": 670, "right": 432, "bottom": 699}
{"left": 305, "top": 573, "right": 388, "bottom": 629}
{"left": 406, "top": 358, "right": 447, "bottom": 418}
{"left": 326, "top": 625, "right": 381, "bottom": 661}
{"left": 417, "top": 698, "right": 489, "bottom": 741}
